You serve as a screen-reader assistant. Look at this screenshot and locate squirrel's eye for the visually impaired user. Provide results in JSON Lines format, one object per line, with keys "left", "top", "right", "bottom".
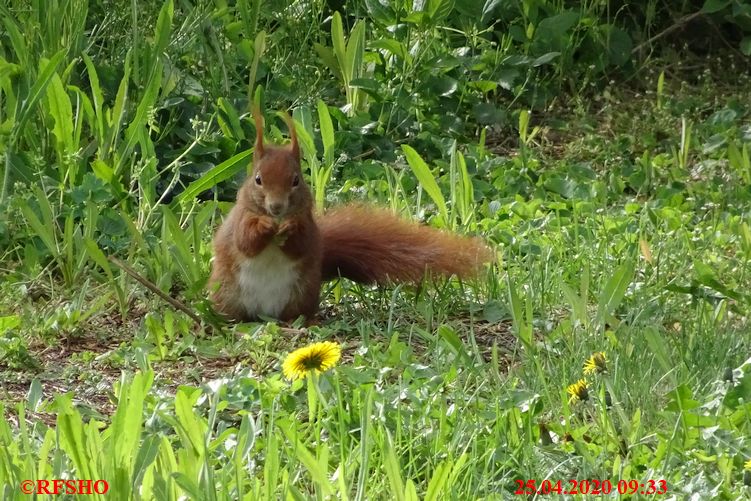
{"left": 255, "top": 175, "right": 262, "bottom": 186}
{"left": 292, "top": 175, "right": 300, "bottom": 187}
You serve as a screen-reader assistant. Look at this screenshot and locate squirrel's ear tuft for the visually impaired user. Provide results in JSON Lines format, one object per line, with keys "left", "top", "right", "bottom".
{"left": 282, "top": 112, "right": 299, "bottom": 160}
{"left": 253, "top": 105, "right": 264, "bottom": 159}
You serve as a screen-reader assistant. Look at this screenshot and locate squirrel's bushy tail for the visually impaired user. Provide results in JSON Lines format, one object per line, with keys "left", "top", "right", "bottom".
{"left": 318, "top": 205, "right": 493, "bottom": 283}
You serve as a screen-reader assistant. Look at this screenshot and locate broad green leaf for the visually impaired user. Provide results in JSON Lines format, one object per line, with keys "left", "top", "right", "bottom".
{"left": 694, "top": 261, "right": 744, "bottom": 301}
{"left": 405, "top": 480, "right": 419, "bottom": 501}
{"left": 628, "top": 408, "right": 642, "bottom": 445}
{"left": 26, "top": 379, "right": 43, "bottom": 412}
{"left": 68, "top": 85, "right": 94, "bottom": 147}
{"left": 172, "top": 473, "right": 203, "bottom": 499}
{"left": 90, "top": 159, "right": 124, "bottom": 197}
{"left": 450, "top": 143, "right": 473, "bottom": 225}
{"left": 109, "top": 371, "right": 153, "bottom": 497}
{"left": 20, "top": 203, "right": 57, "bottom": 258}
{"left": 152, "top": 0, "right": 174, "bottom": 63}
{"left": 36, "top": 423, "right": 56, "bottom": 481}
{"left": 535, "top": 11, "right": 579, "bottom": 37}
{"left": 84, "top": 237, "right": 127, "bottom": 318}
{"left": 314, "top": 42, "right": 342, "bottom": 82}
{"left": 447, "top": 453, "right": 469, "bottom": 490}
{"left": 1, "top": 15, "right": 28, "bottom": 68}
{"left": 643, "top": 326, "right": 673, "bottom": 378}
{"left": 291, "top": 115, "right": 318, "bottom": 165}
{"left": 121, "top": 59, "right": 162, "bottom": 164}
{"left": 345, "top": 20, "right": 366, "bottom": 83}
{"left": 507, "top": 275, "right": 533, "bottom": 347}
{"left": 173, "top": 388, "right": 207, "bottom": 458}
{"left": 560, "top": 281, "right": 587, "bottom": 326}
{"left": 427, "top": 0, "right": 455, "bottom": 23}
{"left": 0, "top": 315, "right": 20, "bottom": 334}
{"left": 317, "top": 100, "right": 335, "bottom": 167}
{"left": 45, "top": 72, "right": 74, "bottom": 155}
{"left": 425, "top": 459, "right": 451, "bottom": 501}
{"left": 437, "top": 324, "right": 470, "bottom": 362}
{"left": 14, "top": 50, "right": 66, "bottom": 137}
{"left": 331, "top": 12, "right": 347, "bottom": 84}
{"left": 370, "top": 38, "right": 410, "bottom": 63}
{"left": 105, "top": 51, "right": 131, "bottom": 157}
{"left": 84, "top": 238, "right": 114, "bottom": 280}
{"left": 724, "top": 370, "right": 751, "bottom": 409}
{"left": 401, "top": 145, "right": 448, "bottom": 222}
{"left": 605, "top": 25, "right": 633, "bottom": 66}
{"left": 595, "top": 260, "right": 635, "bottom": 326}
{"left": 346, "top": 21, "right": 366, "bottom": 111}
{"left": 217, "top": 97, "right": 244, "bottom": 141}
{"left": 741, "top": 36, "right": 751, "bottom": 56}
{"left": 531, "top": 51, "right": 561, "bottom": 67}
{"left": 131, "top": 435, "right": 161, "bottom": 489}
{"left": 56, "top": 394, "right": 96, "bottom": 481}
{"left": 176, "top": 149, "right": 252, "bottom": 204}
{"left": 365, "top": 0, "right": 396, "bottom": 25}
{"left": 162, "top": 205, "right": 200, "bottom": 284}
{"left": 473, "top": 102, "right": 506, "bottom": 125}
{"left": 702, "top": 0, "right": 730, "bottom": 13}
{"left": 666, "top": 384, "right": 700, "bottom": 412}
{"left": 0, "top": 57, "right": 20, "bottom": 80}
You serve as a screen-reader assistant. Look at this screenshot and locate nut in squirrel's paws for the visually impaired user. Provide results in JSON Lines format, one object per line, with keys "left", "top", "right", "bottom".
{"left": 278, "top": 218, "right": 297, "bottom": 235}
{"left": 251, "top": 215, "right": 278, "bottom": 237}
{"left": 274, "top": 218, "right": 297, "bottom": 245}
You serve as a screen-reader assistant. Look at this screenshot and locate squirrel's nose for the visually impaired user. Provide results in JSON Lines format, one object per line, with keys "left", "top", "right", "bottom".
{"left": 268, "top": 202, "right": 284, "bottom": 216}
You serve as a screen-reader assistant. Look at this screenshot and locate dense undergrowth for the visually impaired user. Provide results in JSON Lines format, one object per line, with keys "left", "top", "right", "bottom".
{"left": 2, "top": 0, "right": 751, "bottom": 499}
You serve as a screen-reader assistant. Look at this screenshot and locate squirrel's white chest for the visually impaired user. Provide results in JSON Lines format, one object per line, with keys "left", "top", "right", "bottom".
{"left": 237, "top": 245, "right": 301, "bottom": 318}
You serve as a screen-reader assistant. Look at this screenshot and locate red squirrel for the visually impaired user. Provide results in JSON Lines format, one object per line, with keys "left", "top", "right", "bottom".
{"left": 208, "top": 110, "right": 493, "bottom": 322}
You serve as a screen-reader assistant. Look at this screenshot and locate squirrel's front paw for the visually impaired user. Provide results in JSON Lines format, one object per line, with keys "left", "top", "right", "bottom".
{"left": 277, "top": 218, "right": 298, "bottom": 237}
{"left": 235, "top": 214, "right": 278, "bottom": 256}
{"left": 250, "top": 215, "right": 278, "bottom": 237}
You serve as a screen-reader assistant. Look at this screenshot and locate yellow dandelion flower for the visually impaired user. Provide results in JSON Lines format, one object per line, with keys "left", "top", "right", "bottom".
{"left": 567, "top": 379, "right": 589, "bottom": 403}
{"left": 745, "top": 458, "right": 751, "bottom": 471}
{"left": 583, "top": 352, "right": 608, "bottom": 375}
{"left": 282, "top": 341, "right": 341, "bottom": 381}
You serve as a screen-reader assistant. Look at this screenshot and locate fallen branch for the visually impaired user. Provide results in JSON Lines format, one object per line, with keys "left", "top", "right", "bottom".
{"left": 108, "top": 256, "right": 203, "bottom": 325}
{"left": 632, "top": 11, "right": 704, "bottom": 54}
{"left": 108, "top": 256, "right": 306, "bottom": 335}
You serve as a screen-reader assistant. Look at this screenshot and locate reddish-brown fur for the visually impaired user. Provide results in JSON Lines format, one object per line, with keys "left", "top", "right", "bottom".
{"left": 209, "top": 109, "right": 493, "bottom": 322}
{"left": 319, "top": 205, "right": 492, "bottom": 283}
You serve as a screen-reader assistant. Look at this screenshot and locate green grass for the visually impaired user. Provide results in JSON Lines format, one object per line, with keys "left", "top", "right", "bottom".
{"left": 2, "top": 0, "right": 751, "bottom": 499}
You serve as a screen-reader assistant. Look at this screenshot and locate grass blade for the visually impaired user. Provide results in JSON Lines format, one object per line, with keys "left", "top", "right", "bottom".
{"left": 82, "top": 53, "right": 105, "bottom": 142}
{"left": 278, "top": 421, "right": 333, "bottom": 497}
{"left": 381, "top": 429, "right": 405, "bottom": 501}
{"left": 424, "top": 459, "right": 451, "bottom": 501}
{"left": 248, "top": 30, "right": 266, "bottom": 103}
